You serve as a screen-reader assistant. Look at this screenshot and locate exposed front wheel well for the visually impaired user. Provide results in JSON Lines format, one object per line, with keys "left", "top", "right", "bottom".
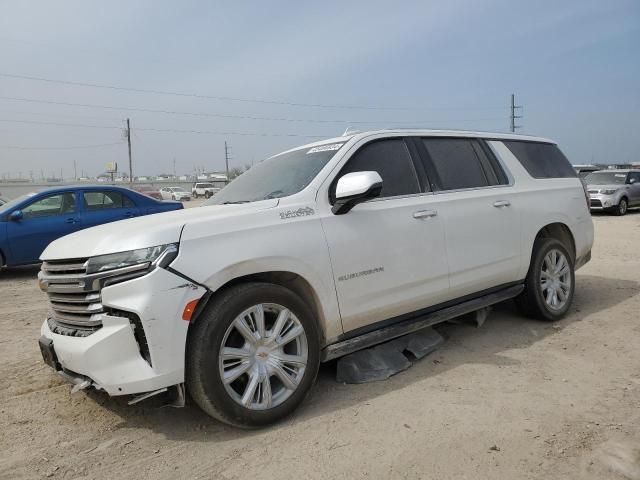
{"left": 534, "top": 223, "right": 575, "bottom": 262}
{"left": 193, "top": 271, "right": 326, "bottom": 344}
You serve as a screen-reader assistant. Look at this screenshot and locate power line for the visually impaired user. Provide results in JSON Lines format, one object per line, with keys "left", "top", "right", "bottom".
{"left": 0, "top": 107, "right": 123, "bottom": 123}
{"left": 0, "top": 96, "right": 509, "bottom": 125}
{"left": 0, "top": 141, "right": 124, "bottom": 150}
{"left": 135, "top": 126, "right": 326, "bottom": 138}
{"left": 0, "top": 118, "right": 327, "bottom": 138}
{"left": 0, "top": 72, "right": 506, "bottom": 112}
{"left": 0, "top": 118, "right": 122, "bottom": 130}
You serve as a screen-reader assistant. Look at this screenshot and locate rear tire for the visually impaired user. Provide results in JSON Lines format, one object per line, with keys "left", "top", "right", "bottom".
{"left": 516, "top": 237, "right": 575, "bottom": 321}
{"left": 614, "top": 197, "right": 628, "bottom": 216}
{"left": 186, "top": 282, "right": 320, "bottom": 428}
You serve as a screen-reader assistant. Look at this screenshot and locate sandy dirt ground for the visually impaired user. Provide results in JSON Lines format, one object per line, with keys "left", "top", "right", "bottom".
{"left": 1, "top": 205, "right": 639, "bottom": 480}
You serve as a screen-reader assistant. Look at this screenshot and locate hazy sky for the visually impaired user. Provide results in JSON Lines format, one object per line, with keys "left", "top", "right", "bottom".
{"left": 0, "top": 0, "right": 638, "bottom": 178}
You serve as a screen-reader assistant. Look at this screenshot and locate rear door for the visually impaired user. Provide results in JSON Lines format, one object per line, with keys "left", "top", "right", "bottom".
{"left": 6, "top": 191, "right": 81, "bottom": 264}
{"left": 416, "top": 137, "right": 521, "bottom": 299}
{"left": 80, "top": 190, "right": 139, "bottom": 228}
{"left": 321, "top": 137, "right": 450, "bottom": 333}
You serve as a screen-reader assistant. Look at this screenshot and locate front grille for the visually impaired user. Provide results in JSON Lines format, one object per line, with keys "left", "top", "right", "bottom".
{"left": 590, "top": 199, "right": 602, "bottom": 207}
{"left": 40, "top": 259, "right": 103, "bottom": 332}
{"left": 39, "top": 259, "right": 150, "bottom": 335}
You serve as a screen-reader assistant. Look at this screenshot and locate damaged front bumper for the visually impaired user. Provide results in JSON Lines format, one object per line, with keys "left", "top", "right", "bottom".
{"left": 39, "top": 267, "right": 206, "bottom": 397}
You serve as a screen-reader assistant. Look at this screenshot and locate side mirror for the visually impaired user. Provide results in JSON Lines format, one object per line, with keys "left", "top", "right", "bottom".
{"left": 9, "top": 210, "right": 23, "bottom": 221}
{"left": 629, "top": 178, "right": 637, "bottom": 184}
{"left": 332, "top": 171, "right": 383, "bottom": 215}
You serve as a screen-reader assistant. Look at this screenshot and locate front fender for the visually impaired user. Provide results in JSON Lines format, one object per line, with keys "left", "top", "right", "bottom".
{"left": 172, "top": 216, "right": 343, "bottom": 342}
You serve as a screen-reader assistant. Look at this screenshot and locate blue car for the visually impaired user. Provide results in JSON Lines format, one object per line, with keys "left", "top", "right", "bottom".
{"left": 0, "top": 185, "right": 183, "bottom": 267}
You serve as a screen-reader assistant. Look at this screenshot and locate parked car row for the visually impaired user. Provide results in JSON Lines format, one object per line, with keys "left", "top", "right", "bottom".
{"left": 35, "top": 129, "right": 593, "bottom": 428}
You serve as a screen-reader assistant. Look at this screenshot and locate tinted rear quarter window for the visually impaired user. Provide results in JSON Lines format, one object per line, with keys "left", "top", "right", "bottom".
{"left": 503, "top": 141, "right": 576, "bottom": 179}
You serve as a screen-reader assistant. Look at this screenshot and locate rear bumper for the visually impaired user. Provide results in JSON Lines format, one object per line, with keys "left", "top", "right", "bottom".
{"left": 40, "top": 267, "right": 206, "bottom": 396}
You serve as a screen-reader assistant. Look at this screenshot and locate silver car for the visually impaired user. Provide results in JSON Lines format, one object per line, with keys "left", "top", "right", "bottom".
{"left": 586, "top": 169, "right": 640, "bottom": 215}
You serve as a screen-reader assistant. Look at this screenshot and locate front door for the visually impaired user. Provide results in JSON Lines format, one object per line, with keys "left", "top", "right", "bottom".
{"left": 321, "top": 138, "right": 450, "bottom": 334}
{"left": 7, "top": 191, "right": 81, "bottom": 265}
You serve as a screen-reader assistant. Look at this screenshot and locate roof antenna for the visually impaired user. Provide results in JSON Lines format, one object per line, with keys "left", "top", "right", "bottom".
{"left": 342, "top": 127, "right": 360, "bottom": 136}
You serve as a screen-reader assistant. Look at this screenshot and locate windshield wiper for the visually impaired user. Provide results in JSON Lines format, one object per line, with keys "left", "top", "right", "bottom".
{"left": 222, "top": 200, "right": 250, "bottom": 204}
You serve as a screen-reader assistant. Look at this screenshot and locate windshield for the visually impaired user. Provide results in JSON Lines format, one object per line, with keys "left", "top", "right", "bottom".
{"left": 585, "top": 171, "right": 628, "bottom": 185}
{"left": 206, "top": 142, "right": 345, "bottom": 205}
{"left": 171, "top": 187, "right": 185, "bottom": 192}
{"left": 0, "top": 193, "right": 37, "bottom": 214}
{"left": 198, "top": 183, "right": 214, "bottom": 188}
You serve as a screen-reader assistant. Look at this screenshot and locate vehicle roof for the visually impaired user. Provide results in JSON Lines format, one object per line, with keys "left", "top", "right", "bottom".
{"left": 275, "top": 128, "right": 556, "bottom": 157}
{"left": 30, "top": 184, "right": 138, "bottom": 194}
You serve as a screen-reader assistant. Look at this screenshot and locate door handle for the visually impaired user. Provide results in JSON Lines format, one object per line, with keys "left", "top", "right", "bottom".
{"left": 413, "top": 209, "right": 437, "bottom": 219}
{"left": 493, "top": 200, "right": 511, "bottom": 208}
{"left": 66, "top": 218, "right": 78, "bottom": 224}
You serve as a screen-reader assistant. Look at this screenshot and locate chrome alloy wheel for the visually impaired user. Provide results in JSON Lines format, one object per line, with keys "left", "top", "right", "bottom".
{"left": 219, "top": 303, "right": 308, "bottom": 410}
{"left": 540, "top": 249, "right": 571, "bottom": 310}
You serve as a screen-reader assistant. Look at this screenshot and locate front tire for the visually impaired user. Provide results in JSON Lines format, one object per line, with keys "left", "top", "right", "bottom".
{"left": 516, "top": 237, "right": 575, "bottom": 321}
{"left": 205, "top": 191, "right": 211, "bottom": 199}
{"left": 614, "top": 197, "right": 628, "bottom": 216}
{"left": 186, "top": 283, "right": 320, "bottom": 428}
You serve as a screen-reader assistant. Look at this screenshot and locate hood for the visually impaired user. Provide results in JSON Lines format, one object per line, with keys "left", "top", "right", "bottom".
{"left": 587, "top": 183, "right": 626, "bottom": 191}
{"left": 41, "top": 199, "right": 278, "bottom": 260}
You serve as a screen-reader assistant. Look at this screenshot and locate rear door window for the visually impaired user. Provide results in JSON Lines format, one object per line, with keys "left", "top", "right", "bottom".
{"left": 420, "top": 138, "right": 490, "bottom": 191}
{"left": 83, "top": 191, "right": 134, "bottom": 210}
{"left": 335, "top": 138, "right": 421, "bottom": 199}
{"left": 503, "top": 141, "right": 576, "bottom": 178}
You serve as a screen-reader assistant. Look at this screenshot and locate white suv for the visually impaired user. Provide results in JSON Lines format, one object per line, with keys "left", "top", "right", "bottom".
{"left": 38, "top": 129, "right": 593, "bottom": 427}
{"left": 192, "top": 182, "right": 219, "bottom": 199}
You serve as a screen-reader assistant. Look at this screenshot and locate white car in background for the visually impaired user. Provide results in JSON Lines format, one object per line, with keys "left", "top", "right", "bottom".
{"left": 38, "top": 129, "right": 593, "bottom": 428}
{"left": 192, "top": 182, "right": 220, "bottom": 199}
{"left": 159, "top": 187, "right": 191, "bottom": 202}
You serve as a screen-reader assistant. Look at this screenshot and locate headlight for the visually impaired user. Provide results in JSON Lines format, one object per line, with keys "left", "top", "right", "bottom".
{"left": 601, "top": 189, "right": 618, "bottom": 195}
{"left": 86, "top": 244, "right": 178, "bottom": 274}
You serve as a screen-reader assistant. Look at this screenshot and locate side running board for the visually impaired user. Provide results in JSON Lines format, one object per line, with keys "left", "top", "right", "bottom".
{"left": 321, "top": 284, "right": 524, "bottom": 362}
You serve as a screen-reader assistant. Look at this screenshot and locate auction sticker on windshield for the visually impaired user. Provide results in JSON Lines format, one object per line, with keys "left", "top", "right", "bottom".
{"left": 307, "top": 143, "right": 343, "bottom": 154}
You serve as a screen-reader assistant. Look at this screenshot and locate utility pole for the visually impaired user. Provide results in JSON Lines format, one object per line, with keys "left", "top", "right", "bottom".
{"left": 224, "top": 141, "right": 231, "bottom": 181}
{"left": 73, "top": 160, "right": 77, "bottom": 181}
{"left": 173, "top": 157, "right": 176, "bottom": 178}
{"left": 510, "top": 93, "right": 522, "bottom": 132}
{"left": 126, "top": 118, "right": 133, "bottom": 183}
